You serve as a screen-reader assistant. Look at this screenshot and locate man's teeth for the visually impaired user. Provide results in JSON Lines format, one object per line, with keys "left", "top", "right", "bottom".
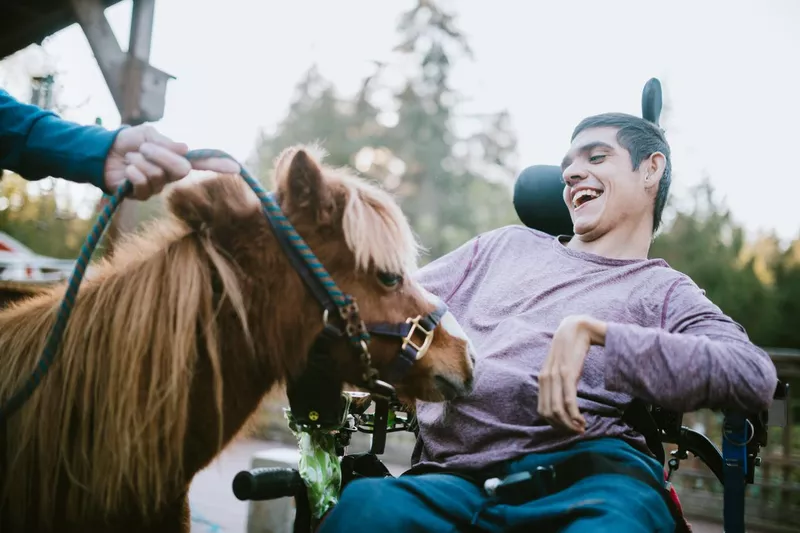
{"left": 572, "top": 189, "right": 602, "bottom": 208}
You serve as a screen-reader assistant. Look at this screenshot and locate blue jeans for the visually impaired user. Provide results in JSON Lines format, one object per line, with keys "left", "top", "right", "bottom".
{"left": 317, "top": 438, "right": 675, "bottom": 533}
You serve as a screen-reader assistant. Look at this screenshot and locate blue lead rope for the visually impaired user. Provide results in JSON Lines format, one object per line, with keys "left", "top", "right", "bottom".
{"left": 0, "top": 149, "right": 363, "bottom": 422}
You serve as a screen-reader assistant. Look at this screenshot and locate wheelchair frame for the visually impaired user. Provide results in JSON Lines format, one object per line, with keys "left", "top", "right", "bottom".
{"left": 231, "top": 77, "right": 791, "bottom": 533}
{"left": 232, "top": 383, "right": 789, "bottom": 533}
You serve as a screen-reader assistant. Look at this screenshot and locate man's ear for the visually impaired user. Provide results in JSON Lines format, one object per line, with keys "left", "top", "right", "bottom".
{"left": 643, "top": 152, "right": 666, "bottom": 191}
{"left": 274, "top": 146, "right": 334, "bottom": 223}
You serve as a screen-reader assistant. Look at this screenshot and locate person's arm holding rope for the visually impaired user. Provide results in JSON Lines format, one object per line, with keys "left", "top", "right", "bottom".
{"left": 0, "top": 88, "right": 237, "bottom": 200}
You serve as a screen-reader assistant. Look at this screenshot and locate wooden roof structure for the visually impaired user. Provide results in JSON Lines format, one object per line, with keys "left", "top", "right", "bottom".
{"left": 1, "top": 0, "right": 173, "bottom": 250}
{"left": 0, "top": 0, "right": 124, "bottom": 60}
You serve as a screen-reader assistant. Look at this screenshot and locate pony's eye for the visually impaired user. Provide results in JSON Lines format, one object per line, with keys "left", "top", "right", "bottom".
{"left": 377, "top": 271, "right": 403, "bottom": 288}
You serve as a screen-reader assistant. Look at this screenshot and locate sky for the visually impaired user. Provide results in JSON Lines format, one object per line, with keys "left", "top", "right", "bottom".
{"left": 2, "top": 0, "right": 799, "bottom": 242}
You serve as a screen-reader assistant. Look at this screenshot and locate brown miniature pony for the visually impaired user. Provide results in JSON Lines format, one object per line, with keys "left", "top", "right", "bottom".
{"left": 0, "top": 145, "right": 476, "bottom": 533}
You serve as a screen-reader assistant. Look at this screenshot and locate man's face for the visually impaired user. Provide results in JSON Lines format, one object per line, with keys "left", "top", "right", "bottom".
{"left": 560, "top": 127, "right": 653, "bottom": 240}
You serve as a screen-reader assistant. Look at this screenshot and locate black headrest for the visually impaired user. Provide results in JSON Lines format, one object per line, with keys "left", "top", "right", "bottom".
{"left": 512, "top": 77, "right": 664, "bottom": 237}
{"left": 641, "top": 78, "right": 663, "bottom": 125}
{"left": 513, "top": 165, "right": 573, "bottom": 237}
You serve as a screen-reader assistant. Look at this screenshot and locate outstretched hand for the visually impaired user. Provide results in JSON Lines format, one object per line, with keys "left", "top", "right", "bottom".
{"left": 537, "top": 315, "right": 607, "bottom": 434}
{"left": 103, "top": 125, "right": 240, "bottom": 200}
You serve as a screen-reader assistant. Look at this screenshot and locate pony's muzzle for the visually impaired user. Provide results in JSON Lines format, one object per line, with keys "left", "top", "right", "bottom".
{"left": 434, "top": 372, "right": 473, "bottom": 400}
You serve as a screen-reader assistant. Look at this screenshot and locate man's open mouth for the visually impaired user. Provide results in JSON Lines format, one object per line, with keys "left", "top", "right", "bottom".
{"left": 572, "top": 189, "right": 603, "bottom": 209}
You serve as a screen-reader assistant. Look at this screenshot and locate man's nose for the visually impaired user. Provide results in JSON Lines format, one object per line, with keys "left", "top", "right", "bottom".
{"left": 562, "top": 166, "right": 588, "bottom": 187}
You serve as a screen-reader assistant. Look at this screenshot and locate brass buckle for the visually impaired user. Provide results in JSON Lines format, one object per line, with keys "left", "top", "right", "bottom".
{"left": 401, "top": 315, "right": 434, "bottom": 360}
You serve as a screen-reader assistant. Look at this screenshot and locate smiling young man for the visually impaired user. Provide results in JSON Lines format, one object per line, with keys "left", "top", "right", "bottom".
{"left": 318, "top": 113, "right": 778, "bottom": 533}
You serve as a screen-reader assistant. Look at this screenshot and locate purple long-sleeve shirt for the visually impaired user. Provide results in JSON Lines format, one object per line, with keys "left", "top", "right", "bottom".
{"left": 411, "top": 225, "right": 777, "bottom": 472}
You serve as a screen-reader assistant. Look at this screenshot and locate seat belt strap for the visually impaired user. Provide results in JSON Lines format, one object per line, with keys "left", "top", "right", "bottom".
{"left": 483, "top": 452, "right": 690, "bottom": 533}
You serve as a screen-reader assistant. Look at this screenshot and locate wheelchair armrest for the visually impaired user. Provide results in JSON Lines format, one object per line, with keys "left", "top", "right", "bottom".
{"left": 676, "top": 427, "right": 725, "bottom": 485}
{"left": 651, "top": 380, "right": 789, "bottom": 486}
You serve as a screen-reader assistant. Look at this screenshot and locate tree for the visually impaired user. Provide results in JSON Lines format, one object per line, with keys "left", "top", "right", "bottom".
{"left": 378, "top": 0, "right": 519, "bottom": 259}
{"left": 0, "top": 46, "right": 98, "bottom": 259}
{"left": 0, "top": 173, "right": 95, "bottom": 258}
{"left": 251, "top": 0, "right": 521, "bottom": 264}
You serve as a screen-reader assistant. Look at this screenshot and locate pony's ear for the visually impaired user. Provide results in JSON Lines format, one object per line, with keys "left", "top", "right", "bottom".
{"left": 167, "top": 174, "right": 258, "bottom": 232}
{"left": 274, "top": 145, "right": 334, "bottom": 223}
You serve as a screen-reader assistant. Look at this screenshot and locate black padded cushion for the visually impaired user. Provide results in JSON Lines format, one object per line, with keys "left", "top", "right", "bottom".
{"left": 641, "top": 78, "right": 663, "bottom": 125}
{"left": 513, "top": 165, "right": 574, "bottom": 237}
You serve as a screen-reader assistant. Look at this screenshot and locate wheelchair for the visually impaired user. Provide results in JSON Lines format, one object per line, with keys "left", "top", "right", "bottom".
{"left": 230, "top": 78, "right": 791, "bottom": 533}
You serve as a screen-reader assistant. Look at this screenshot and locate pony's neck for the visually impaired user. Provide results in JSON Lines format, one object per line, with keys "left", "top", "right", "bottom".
{"left": 180, "top": 230, "right": 324, "bottom": 479}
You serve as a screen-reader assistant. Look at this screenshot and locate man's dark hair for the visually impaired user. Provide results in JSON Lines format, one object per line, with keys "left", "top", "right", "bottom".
{"left": 571, "top": 112, "right": 672, "bottom": 233}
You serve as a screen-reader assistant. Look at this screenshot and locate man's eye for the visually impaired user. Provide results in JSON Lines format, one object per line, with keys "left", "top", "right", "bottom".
{"left": 589, "top": 154, "right": 606, "bottom": 163}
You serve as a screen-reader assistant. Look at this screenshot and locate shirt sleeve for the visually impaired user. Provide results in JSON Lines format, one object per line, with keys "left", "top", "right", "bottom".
{"left": 603, "top": 276, "right": 778, "bottom": 413}
{"left": 0, "top": 88, "right": 119, "bottom": 190}
{"left": 413, "top": 235, "right": 481, "bottom": 303}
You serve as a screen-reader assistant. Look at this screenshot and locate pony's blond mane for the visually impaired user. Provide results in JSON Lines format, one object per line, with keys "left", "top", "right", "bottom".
{"left": 0, "top": 203, "right": 250, "bottom": 524}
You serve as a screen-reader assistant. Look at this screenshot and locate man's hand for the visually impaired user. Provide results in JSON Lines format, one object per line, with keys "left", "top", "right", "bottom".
{"left": 103, "top": 125, "right": 241, "bottom": 200}
{"left": 537, "top": 315, "right": 607, "bottom": 434}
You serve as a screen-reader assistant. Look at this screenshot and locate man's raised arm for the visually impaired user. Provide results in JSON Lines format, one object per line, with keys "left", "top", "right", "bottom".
{"left": 1, "top": 88, "right": 118, "bottom": 188}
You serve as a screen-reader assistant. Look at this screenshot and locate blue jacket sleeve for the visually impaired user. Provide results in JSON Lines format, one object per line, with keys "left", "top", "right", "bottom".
{"left": 0, "top": 88, "right": 120, "bottom": 190}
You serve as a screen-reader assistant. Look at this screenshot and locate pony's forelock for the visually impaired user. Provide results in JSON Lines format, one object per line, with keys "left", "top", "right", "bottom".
{"left": 341, "top": 176, "right": 421, "bottom": 275}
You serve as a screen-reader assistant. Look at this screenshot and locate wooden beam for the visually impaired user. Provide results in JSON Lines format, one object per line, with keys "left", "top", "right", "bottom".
{"left": 69, "top": 0, "right": 176, "bottom": 253}
{"left": 69, "top": 0, "right": 174, "bottom": 125}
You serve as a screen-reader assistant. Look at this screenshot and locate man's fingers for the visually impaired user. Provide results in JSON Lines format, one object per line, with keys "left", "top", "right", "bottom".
{"left": 124, "top": 164, "right": 153, "bottom": 201}
{"left": 190, "top": 157, "right": 240, "bottom": 174}
{"left": 125, "top": 152, "right": 169, "bottom": 200}
{"left": 537, "top": 370, "right": 551, "bottom": 421}
{"left": 562, "top": 370, "right": 584, "bottom": 433}
{"left": 549, "top": 369, "right": 572, "bottom": 431}
{"left": 538, "top": 348, "right": 556, "bottom": 420}
{"left": 125, "top": 151, "right": 165, "bottom": 179}
{"left": 138, "top": 143, "right": 192, "bottom": 181}
{"left": 141, "top": 126, "right": 189, "bottom": 156}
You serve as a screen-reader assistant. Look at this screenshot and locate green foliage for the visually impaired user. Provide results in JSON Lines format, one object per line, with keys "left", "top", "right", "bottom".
{"left": 0, "top": 172, "right": 95, "bottom": 259}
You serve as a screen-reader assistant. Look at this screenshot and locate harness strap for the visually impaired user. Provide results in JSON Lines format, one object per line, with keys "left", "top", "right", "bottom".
{"left": 263, "top": 192, "right": 341, "bottom": 323}
{"left": 622, "top": 399, "right": 666, "bottom": 466}
{"left": 404, "top": 451, "right": 691, "bottom": 533}
{"left": 487, "top": 453, "right": 690, "bottom": 533}
{"left": 368, "top": 301, "right": 448, "bottom": 383}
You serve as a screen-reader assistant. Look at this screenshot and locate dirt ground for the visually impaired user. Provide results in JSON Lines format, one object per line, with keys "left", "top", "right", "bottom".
{"left": 188, "top": 437, "right": 737, "bottom": 533}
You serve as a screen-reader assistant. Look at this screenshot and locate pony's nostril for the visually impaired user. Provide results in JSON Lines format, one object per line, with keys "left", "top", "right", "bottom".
{"left": 463, "top": 375, "right": 474, "bottom": 392}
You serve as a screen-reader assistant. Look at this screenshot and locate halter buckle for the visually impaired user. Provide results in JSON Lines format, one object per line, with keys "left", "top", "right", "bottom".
{"left": 402, "top": 315, "right": 434, "bottom": 360}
